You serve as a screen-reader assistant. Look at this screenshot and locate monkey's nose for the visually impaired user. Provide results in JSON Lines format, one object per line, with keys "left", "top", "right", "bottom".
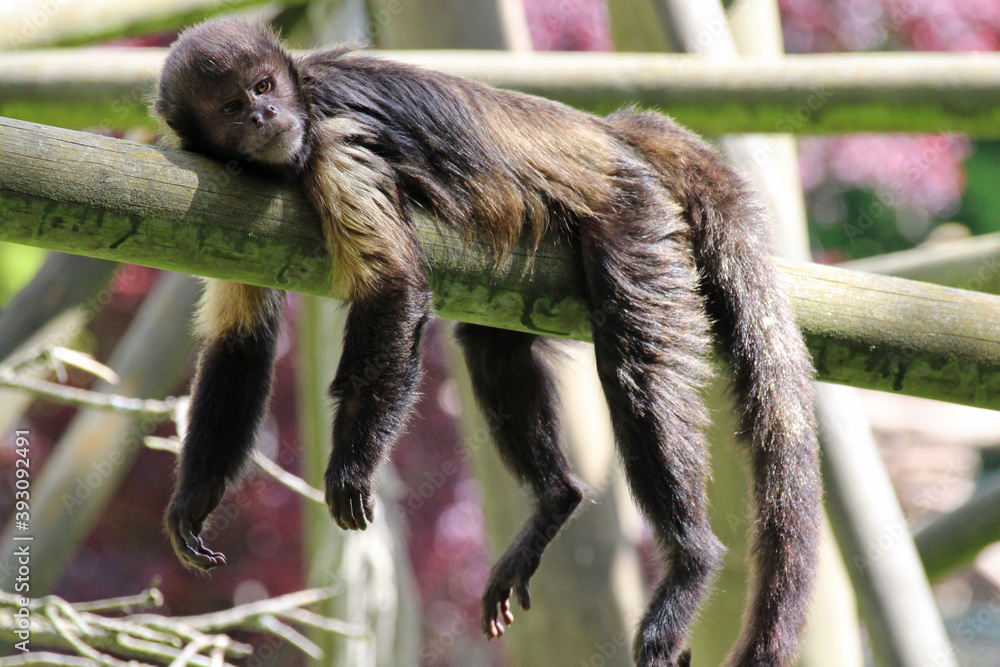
{"left": 252, "top": 106, "right": 278, "bottom": 128}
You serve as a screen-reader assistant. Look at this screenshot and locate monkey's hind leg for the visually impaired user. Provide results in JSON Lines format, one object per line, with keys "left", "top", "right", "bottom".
{"left": 168, "top": 281, "right": 284, "bottom": 570}
{"left": 580, "top": 192, "right": 724, "bottom": 667}
{"left": 455, "top": 324, "right": 585, "bottom": 639}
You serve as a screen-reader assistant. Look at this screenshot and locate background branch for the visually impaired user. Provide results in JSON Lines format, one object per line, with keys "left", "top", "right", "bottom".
{"left": 2, "top": 51, "right": 1000, "bottom": 134}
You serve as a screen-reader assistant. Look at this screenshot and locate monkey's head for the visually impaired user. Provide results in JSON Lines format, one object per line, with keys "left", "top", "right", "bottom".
{"left": 155, "top": 20, "right": 309, "bottom": 171}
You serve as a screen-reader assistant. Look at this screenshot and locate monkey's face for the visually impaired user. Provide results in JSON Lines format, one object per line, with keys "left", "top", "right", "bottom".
{"left": 156, "top": 20, "right": 310, "bottom": 170}
{"left": 193, "top": 64, "right": 306, "bottom": 167}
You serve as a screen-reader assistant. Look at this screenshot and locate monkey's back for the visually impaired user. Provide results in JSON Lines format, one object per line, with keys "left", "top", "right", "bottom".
{"left": 298, "top": 50, "right": 630, "bottom": 253}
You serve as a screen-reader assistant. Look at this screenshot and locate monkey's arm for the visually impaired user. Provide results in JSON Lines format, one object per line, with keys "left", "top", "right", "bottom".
{"left": 303, "top": 117, "right": 437, "bottom": 529}
{"left": 167, "top": 281, "right": 283, "bottom": 570}
{"left": 324, "top": 284, "right": 432, "bottom": 530}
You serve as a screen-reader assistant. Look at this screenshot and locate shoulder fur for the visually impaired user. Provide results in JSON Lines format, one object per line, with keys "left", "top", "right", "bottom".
{"left": 195, "top": 279, "right": 280, "bottom": 340}
{"left": 296, "top": 48, "right": 620, "bottom": 257}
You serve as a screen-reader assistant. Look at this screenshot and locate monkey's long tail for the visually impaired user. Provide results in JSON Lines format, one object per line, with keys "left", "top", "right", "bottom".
{"left": 691, "top": 162, "right": 821, "bottom": 666}
{"left": 611, "top": 111, "right": 822, "bottom": 666}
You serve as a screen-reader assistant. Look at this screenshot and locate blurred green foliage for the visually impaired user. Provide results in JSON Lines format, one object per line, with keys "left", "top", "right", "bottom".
{"left": 0, "top": 242, "right": 44, "bottom": 304}
{"left": 956, "top": 141, "right": 1000, "bottom": 237}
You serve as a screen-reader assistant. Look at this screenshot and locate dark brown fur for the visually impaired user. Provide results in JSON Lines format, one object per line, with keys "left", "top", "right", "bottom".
{"left": 155, "top": 19, "right": 821, "bottom": 667}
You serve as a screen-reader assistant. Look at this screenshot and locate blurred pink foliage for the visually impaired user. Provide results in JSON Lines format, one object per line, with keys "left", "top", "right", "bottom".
{"left": 799, "top": 134, "right": 970, "bottom": 216}
{"left": 782, "top": 0, "right": 1000, "bottom": 53}
{"left": 781, "top": 0, "right": 999, "bottom": 237}
{"left": 524, "top": 0, "right": 613, "bottom": 50}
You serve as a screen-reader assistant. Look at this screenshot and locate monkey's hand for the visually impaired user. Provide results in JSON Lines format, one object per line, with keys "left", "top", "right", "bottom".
{"left": 166, "top": 481, "right": 227, "bottom": 571}
{"left": 325, "top": 469, "right": 375, "bottom": 531}
{"left": 481, "top": 549, "right": 536, "bottom": 639}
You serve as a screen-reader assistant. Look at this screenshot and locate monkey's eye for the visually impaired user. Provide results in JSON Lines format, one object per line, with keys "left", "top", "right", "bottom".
{"left": 253, "top": 79, "right": 272, "bottom": 95}
{"left": 222, "top": 100, "right": 243, "bottom": 114}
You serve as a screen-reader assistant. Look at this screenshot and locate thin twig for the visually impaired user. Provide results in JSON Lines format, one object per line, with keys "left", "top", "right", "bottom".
{"left": 167, "top": 636, "right": 215, "bottom": 667}
{"left": 250, "top": 451, "right": 326, "bottom": 504}
{"left": 0, "top": 652, "right": 115, "bottom": 666}
{"left": 116, "top": 633, "right": 232, "bottom": 667}
{"left": 145, "top": 436, "right": 326, "bottom": 505}
{"left": 51, "top": 347, "right": 120, "bottom": 384}
{"left": 72, "top": 585, "right": 163, "bottom": 613}
{"left": 0, "top": 370, "right": 177, "bottom": 419}
{"left": 135, "top": 587, "right": 347, "bottom": 631}
{"left": 278, "top": 607, "right": 373, "bottom": 639}
{"left": 0, "top": 586, "right": 362, "bottom": 666}
{"left": 256, "top": 615, "right": 322, "bottom": 659}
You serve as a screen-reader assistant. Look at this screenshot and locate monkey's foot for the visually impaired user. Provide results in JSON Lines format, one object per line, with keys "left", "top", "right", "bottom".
{"left": 481, "top": 552, "right": 535, "bottom": 639}
{"left": 166, "top": 505, "right": 226, "bottom": 571}
{"left": 325, "top": 472, "right": 375, "bottom": 531}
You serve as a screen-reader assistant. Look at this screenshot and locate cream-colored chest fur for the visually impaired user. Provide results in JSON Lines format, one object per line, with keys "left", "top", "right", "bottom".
{"left": 304, "top": 117, "right": 418, "bottom": 300}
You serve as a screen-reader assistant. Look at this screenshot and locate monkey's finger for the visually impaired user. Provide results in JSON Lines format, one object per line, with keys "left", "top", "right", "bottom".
{"left": 185, "top": 536, "right": 227, "bottom": 570}
{"left": 338, "top": 504, "right": 355, "bottom": 530}
{"left": 481, "top": 610, "right": 496, "bottom": 638}
{"left": 363, "top": 494, "right": 375, "bottom": 525}
{"left": 481, "top": 587, "right": 514, "bottom": 638}
{"left": 328, "top": 501, "right": 347, "bottom": 530}
{"left": 492, "top": 613, "right": 508, "bottom": 637}
{"left": 515, "top": 579, "right": 531, "bottom": 610}
{"left": 678, "top": 649, "right": 692, "bottom": 667}
{"left": 172, "top": 515, "right": 226, "bottom": 570}
{"left": 326, "top": 488, "right": 353, "bottom": 530}
{"left": 500, "top": 598, "right": 514, "bottom": 626}
{"left": 351, "top": 496, "right": 369, "bottom": 530}
{"left": 332, "top": 508, "right": 349, "bottom": 530}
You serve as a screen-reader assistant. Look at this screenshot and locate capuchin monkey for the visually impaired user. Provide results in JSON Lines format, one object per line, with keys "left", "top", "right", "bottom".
{"left": 154, "top": 18, "right": 820, "bottom": 667}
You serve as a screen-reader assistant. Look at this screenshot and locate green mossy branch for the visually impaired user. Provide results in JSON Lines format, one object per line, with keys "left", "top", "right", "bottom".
{"left": 2, "top": 116, "right": 1000, "bottom": 408}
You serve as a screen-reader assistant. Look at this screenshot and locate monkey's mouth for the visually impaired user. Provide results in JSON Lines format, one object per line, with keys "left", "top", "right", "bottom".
{"left": 262, "top": 124, "right": 297, "bottom": 146}
{"left": 251, "top": 123, "right": 303, "bottom": 165}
